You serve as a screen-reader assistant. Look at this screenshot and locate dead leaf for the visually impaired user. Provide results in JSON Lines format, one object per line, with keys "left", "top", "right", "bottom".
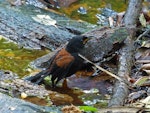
{"left": 100, "top": 107, "right": 145, "bottom": 113}
{"left": 141, "top": 40, "right": 150, "bottom": 48}
{"left": 133, "top": 76, "right": 150, "bottom": 86}
{"left": 143, "top": 69, "right": 150, "bottom": 75}
{"left": 139, "top": 13, "right": 147, "bottom": 27}
{"left": 141, "top": 63, "right": 150, "bottom": 70}
{"left": 141, "top": 96, "right": 150, "bottom": 108}
{"left": 62, "top": 105, "right": 82, "bottom": 113}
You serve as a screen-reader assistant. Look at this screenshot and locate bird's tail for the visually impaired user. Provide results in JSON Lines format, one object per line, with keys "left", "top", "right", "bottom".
{"left": 25, "top": 69, "right": 50, "bottom": 84}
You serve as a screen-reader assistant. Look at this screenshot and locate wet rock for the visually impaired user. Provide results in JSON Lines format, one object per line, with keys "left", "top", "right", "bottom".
{"left": 0, "top": 92, "right": 61, "bottom": 113}
{"left": 96, "top": 8, "right": 118, "bottom": 26}
{"left": 0, "top": 70, "right": 76, "bottom": 106}
{"left": 82, "top": 27, "right": 128, "bottom": 62}
{"left": 26, "top": 0, "right": 46, "bottom": 8}
{"left": 0, "top": 70, "right": 50, "bottom": 98}
{"left": 0, "top": 0, "right": 95, "bottom": 50}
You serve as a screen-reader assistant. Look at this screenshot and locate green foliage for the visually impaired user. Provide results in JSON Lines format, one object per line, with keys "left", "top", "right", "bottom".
{"left": 79, "top": 106, "right": 98, "bottom": 112}
{"left": 44, "top": 76, "right": 51, "bottom": 85}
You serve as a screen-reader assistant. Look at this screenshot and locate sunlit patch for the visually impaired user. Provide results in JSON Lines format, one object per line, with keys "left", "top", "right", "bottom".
{"left": 32, "top": 14, "right": 57, "bottom": 27}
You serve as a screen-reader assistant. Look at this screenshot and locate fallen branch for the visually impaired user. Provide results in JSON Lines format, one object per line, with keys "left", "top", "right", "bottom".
{"left": 136, "top": 60, "right": 150, "bottom": 64}
{"left": 137, "top": 28, "right": 150, "bottom": 40}
{"left": 109, "top": 0, "right": 142, "bottom": 107}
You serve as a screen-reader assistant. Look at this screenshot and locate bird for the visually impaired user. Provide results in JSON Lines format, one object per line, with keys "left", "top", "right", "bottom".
{"left": 26, "top": 35, "right": 93, "bottom": 87}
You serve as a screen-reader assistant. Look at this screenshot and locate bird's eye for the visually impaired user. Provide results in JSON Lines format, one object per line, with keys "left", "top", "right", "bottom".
{"left": 82, "top": 36, "right": 91, "bottom": 44}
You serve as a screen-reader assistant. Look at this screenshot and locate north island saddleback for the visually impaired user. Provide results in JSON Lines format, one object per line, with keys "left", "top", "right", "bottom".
{"left": 26, "top": 35, "right": 93, "bottom": 87}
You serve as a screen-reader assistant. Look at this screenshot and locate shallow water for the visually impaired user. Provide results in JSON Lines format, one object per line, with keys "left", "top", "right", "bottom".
{"left": 24, "top": 73, "right": 113, "bottom": 107}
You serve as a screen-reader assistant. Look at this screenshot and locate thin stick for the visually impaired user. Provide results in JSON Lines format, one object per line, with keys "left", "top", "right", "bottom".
{"left": 78, "top": 54, "right": 123, "bottom": 82}
{"left": 136, "top": 60, "right": 150, "bottom": 63}
{"left": 137, "top": 28, "right": 150, "bottom": 40}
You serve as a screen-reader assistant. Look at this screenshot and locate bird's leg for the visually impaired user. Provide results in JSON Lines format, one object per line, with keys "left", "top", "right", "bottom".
{"left": 52, "top": 81, "right": 56, "bottom": 88}
{"left": 55, "top": 77, "right": 62, "bottom": 86}
{"left": 51, "top": 76, "right": 57, "bottom": 88}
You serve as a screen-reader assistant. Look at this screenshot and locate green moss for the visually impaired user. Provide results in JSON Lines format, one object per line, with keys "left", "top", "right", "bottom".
{"left": 0, "top": 36, "right": 49, "bottom": 77}
{"left": 59, "top": 0, "right": 127, "bottom": 24}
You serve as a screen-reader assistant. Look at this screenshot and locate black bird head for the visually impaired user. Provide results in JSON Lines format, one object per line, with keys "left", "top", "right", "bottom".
{"left": 66, "top": 35, "right": 91, "bottom": 53}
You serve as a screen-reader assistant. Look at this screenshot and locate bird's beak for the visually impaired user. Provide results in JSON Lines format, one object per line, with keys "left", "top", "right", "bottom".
{"left": 83, "top": 36, "right": 92, "bottom": 44}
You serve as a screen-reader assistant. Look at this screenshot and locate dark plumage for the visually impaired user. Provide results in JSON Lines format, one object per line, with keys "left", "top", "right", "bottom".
{"left": 26, "top": 35, "right": 92, "bottom": 87}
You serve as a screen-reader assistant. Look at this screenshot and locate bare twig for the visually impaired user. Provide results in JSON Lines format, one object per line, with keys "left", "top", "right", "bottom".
{"left": 78, "top": 54, "right": 123, "bottom": 82}
{"left": 136, "top": 60, "right": 150, "bottom": 63}
{"left": 109, "top": 0, "right": 142, "bottom": 107}
{"left": 137, "top": 28, "right": 150, "bottom": 41}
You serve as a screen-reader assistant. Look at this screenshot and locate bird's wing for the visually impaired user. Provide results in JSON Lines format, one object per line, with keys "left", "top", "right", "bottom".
{"left": 54, "top": 48, "right": 75, "bottom": 68}
{"left": 55, "top": 54, "right": 75, "bottom": 68}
